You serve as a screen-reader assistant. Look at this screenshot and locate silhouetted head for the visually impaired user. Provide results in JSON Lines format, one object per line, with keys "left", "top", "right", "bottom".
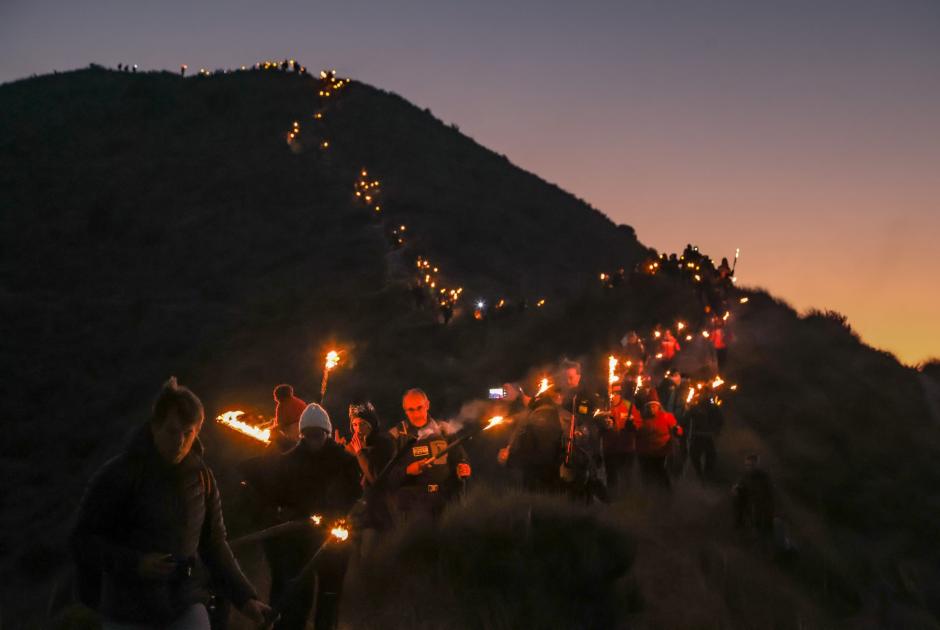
{"left": 561, "top": 360, "right": 581, "bottom": 390}
{"left": 273, "top": 383, "right": 294, "bottom": 403}
{"left": 150, "top": 377, "right": 204, "bottom": 465}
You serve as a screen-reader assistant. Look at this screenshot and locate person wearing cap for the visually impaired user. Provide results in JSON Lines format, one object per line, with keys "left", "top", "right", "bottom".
{"left": 239, "top": 403, "right": 361, "bottom": 630}
{"left": 635, "top": 388, "right": 682, "bottom": 489}
{"left": 70, "top": 378, "right": 271, "bottom": 629}
{"left": 601, "top": 381, "right": 641, "bottom": 490}
{"left": 339, "top": 402, "right": 395, "bottom": 486}
{"left": 385, "top": 389, "right": 471, "bottom": 522}
{"left": 272, "top": 384, "right": 307, "bottom": 451}
{"left": 500, "top": 384, "right": 564, "bottom": 492}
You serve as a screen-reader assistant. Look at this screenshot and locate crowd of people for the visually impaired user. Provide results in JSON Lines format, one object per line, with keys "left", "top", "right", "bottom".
{"left": 70, "top": 327, "right": 775, "bottom": 630}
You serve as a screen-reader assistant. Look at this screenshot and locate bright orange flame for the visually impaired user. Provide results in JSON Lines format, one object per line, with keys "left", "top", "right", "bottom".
{"left": 216, "top": 411, "right": 271, "bottom": 445}
{"left": 654, "top": 331, "right": 662, "bottom": 339}
{"left": 740, "top": 297, "right": 749, "bottom": 304}
{"left": 535, "top": 377, "right": 551, "bottom": 396}
{"left": 608, "top": 355, "right": 619, "bottom": 385}
{"left": 702, "top": 330, "right": 710, "bottom": 338}
{"left": 686, "top": 387, "right": 695, "bottom": 403}
{"left": 655, "top": 353, "right": 664, "bottom": 359}
{"left": 483, "top": 416, "right": 505, "bottom": 431}
{"left": 325, "top": 350, "right": 340, "bottom": 371}
{"left": 677, "top": 322, "right": 686, "bottom": 331}
{"left": 310, "top": 514, "right": 323, "bottom": 525}
{"left": 634, "top": 374, "right": 643, "bottom": 394}
{"left": 722, "top": 311, "right": 731, "bottom": 321}
{"left": 712, "top": 376, "right": 725, "bottom": 389}
{"left": 330, "top": 525, "right": 349, "bottom": 541}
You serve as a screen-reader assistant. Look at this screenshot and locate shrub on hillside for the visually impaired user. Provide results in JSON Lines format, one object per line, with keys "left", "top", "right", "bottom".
{"left": 344, "top": 489, "right": 636, "bottom": 629}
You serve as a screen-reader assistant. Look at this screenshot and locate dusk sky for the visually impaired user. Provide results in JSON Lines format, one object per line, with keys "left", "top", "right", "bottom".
{"left": 3, "top": 0, "right": 938, "bottom": 364}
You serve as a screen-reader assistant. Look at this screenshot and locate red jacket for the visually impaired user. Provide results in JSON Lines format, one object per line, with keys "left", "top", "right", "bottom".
{"left": 636, "top": 409, "right": 680, "bottom": 457}
{"left": 660, "top": 337, "right": 681, "bottom": 359}
{"left": 711, "top": 328, "right": 728, "bottom": 350}
{"left": 604, "top": 400, "right": 641, "bottom": 455}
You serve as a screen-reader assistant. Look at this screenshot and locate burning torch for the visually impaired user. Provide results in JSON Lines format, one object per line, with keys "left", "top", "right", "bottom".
{"left": 607, "top": 355, "right": 619, "bottom": 408}
{"left": 418, "top": 416, "right": 506, "bottom": 470}
{"left": 320, "top": 350, "right": 341, "bottom": 403}
{"left": 216, "top": 411, "right": 271, "bottom": 445}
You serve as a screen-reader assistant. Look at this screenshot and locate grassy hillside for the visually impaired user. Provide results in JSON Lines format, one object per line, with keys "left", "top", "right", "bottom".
{"left": 2, "top": 66, "right": 939, "bottom": 628}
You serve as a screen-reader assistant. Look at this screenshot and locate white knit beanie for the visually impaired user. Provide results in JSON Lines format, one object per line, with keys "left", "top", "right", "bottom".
{"left": 299, "top": 403, "right": 332, "bottom": 434}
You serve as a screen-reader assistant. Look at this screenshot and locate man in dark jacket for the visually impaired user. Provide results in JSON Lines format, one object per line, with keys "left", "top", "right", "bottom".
{"left": 385, "top": 389, "right": 471, "bottom": 522}
{"left": 70, "top": 377, "right": 270, "bottom": 629}
{"left": 733, "top": 453, "right": 775, "bottom": 537}
{"left": 239, "top": 403, "right": 362, "bottom": 630}
{"left": 503, "top": 386, "right": 564, "bottom": 492}
{"left": 686, "top": 395, "right": 725, "bottom": 481}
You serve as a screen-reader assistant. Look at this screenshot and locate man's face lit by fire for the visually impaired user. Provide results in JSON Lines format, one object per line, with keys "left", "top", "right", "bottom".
{"left": 403, "top": 392, "right": 430, "bottom": 427}
{"left": 151, "top": 410, "right": 201, "bottom": 465}
{"left": 564, "top": 368, "right": 581, "bottom": 390}
{"left": 351, "top": 417, "right": 372, "bottom": 439}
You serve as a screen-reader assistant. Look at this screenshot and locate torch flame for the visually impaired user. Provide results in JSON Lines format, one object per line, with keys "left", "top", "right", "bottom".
{"left": 310, "top": 514, "right": 323, "bottom": 525}
{"left": 216, "top": 411, "right": 271, "bottom": 445}
{"left": 483, "top": 416, "right": 505, "bottom": 431}
{"left": 325, "top": 350, "right": 341, "bottom": 371}
{"left": 712, "top": 376, "right": 725, "bottom": 389}
{"left": 739, "top": 297, "right": 749, "bottom": 304}
{"left": 686, "top": 387, "right": 695, "bottom": 403}
{"left": 608, "top": 355, "right": 619, "bottom": 385}
{"left": 535, "top": 377, "right": 551, "bottom": 396}
{"left": 330, "top": 525, "right": 349, "bottom": 541}
{"left": 722, "top": 311, "right": 731, "bottom": 321}
{"left": 634, "top": 374, "right": 643, "bottom": 394}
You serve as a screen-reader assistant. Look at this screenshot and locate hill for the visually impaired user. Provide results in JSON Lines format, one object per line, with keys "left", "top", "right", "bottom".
{"left": 1, "top": 65, "right": 939, "bottom": 628}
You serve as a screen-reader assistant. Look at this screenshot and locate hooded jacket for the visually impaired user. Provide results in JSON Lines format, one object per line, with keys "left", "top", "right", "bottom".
{"left": 70, "top": 424, "right": 256, "bottom": 624}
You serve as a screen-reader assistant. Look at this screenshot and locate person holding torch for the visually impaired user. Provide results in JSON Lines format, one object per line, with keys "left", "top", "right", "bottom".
{"left": 386, "top": 389, "right": 471, "bottom": 522}
{"left": 238, "top": 404, "right": 361, "bottom": 630}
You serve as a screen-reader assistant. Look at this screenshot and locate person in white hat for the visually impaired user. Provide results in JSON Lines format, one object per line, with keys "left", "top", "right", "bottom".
{"left": 241, "top": 402, "right": 361, "bottom": 630}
